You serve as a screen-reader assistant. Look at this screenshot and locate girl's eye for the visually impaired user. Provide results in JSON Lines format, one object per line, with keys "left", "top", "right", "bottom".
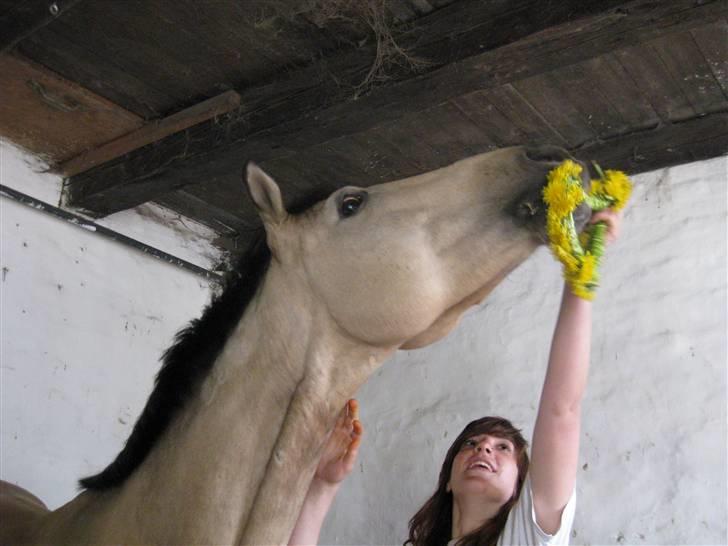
{"left": 499, "top": 444, "right": 511, "bottom": 451}
{"left": 463, "top": 439, "right": 477, "bottom": 448}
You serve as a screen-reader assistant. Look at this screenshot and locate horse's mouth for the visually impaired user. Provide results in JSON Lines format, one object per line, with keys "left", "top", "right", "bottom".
{"left": 510, "top": 157, "right": 593, "bottom": 244}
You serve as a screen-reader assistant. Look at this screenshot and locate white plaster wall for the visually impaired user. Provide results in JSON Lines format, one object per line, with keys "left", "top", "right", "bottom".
{"left": 0, "top": 140, "right": 223, "bottom": 271}
{"left": 320, "top": 157, "right": 727, "bottom": 545}
{"left": 0, "top": 143, "right": 215, "bottom": 509}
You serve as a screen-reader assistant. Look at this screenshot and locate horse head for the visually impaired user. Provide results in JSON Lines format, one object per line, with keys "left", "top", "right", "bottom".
{"left": 246, "top": 145, "right": 590, "bottom": 352}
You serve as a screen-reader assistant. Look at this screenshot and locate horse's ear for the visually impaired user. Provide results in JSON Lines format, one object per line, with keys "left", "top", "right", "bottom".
{"left": 245, "top": 162, "right": 287, "bottom": 224}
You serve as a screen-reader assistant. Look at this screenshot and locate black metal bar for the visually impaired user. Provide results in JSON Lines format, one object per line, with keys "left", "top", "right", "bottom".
{"left": 0, "top": 184, "right": 222, "bottom": 283}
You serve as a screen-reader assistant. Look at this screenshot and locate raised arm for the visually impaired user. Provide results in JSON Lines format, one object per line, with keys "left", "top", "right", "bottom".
{"left": 289, "top": 399, "right": 362, "bottom": 546}
{"left": 529, "top": 208, "right": 623, "bottom": 533}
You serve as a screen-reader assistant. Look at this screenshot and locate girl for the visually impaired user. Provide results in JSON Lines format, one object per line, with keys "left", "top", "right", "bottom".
{"left": 290, "top": 208, "right": 623, "bottom": 546}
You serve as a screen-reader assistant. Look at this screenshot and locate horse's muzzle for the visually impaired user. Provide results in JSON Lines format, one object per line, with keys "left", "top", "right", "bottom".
{"left": 511, "top": 145, "right": 593, "bottom": 244}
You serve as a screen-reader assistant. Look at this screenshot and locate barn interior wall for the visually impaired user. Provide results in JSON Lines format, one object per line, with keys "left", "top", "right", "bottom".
{"left": 0, "top": 141, "right": 223, "bottom": 272}
{"left": 0, "top": 142, "right": 215, "bottom": 509}
{"left": 0, "top": 142, "right": 725, "bottom": 544}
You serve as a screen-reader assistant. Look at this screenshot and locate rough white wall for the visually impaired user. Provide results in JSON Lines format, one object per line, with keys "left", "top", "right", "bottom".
{"left": 0, "top": 140, "right": 223, "bottom": 271}
{"left": 0, "top": 143, "right": 215, "bottom": 509}
{"left": 320, "top": 157, "right": 727, "bottom": 546}
{"left": 1, "top": 141, "right": 725, "bottom": 544}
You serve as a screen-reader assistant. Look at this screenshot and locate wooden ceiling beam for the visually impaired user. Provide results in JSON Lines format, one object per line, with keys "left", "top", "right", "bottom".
{"left": 58, "top": 90, "right": 240, "bottom": 177}
{"left": 583, "top": 111, "right": 728, "bottom": 175}
{"left": 152, "top": 110, "right": 728, "bottom": 238}
{"left": 64, "top": 0, "right": 727, "bottom": 217}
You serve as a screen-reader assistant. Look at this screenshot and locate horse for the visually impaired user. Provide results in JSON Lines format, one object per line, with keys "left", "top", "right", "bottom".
{"left": 0, "top": 145, "right": 591, "bottom": 545}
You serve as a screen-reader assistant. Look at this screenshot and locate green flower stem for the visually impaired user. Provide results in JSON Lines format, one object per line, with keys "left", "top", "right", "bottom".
{"left": 584, "top": 221, "right": 607, "bottom": 258}
{"left": 565, "top": 214, "right": 583, "bottom": 257}
{"left": 584, "top": 193, "right": 613, "bottom": 211}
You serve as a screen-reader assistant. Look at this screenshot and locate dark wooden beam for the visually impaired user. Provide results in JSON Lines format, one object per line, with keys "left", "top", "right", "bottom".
{"left": 158, "top": 111, "right": 728, "bottom": 239}
{"left": 58, "top": 90, "right": 240, "bottom": 176}
{"left": 0, "top": 0, "right": 84, "bottom": 53}
{"left": 581, "top": 111, "right": 728, "bottom": 175}
{"left": 156, "top": 189, "right": 253, "bottom": 234}
{"left": 65, "top": 0, "right": 727, "bottom": 216}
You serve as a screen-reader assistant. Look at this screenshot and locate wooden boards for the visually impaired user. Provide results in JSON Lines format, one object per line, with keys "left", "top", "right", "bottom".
{"left": 0, "top": 53, "right": 143, "bottom": 164}
{"left": 0, "top": 0, "right": 84, "bottom": 53}
{"left": 64, "top": 0, "right": 727, "bottom": 217}
{"left": 58, "top": 90, "right": 240, "bottom": 176}
{"left": 156, "top": 110, "right": 728, "bottom": 235}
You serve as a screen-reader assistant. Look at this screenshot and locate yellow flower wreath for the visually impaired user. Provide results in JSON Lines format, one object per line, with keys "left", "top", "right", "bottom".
{"left": 542, "top": 160, "right": 632, "bottom": 300}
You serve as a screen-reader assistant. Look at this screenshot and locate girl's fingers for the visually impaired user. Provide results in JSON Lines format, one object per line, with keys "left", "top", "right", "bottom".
{"left": 330, "top": 404, "right": 347, "bottom": 435}
{"left": 589, "top": 209, "right": 623, "bottom": 243}
{"left": 352, "top": 419, "right": 363, "bottom": 438}
{"left": 329, "top": 400, "right": 360, "bottom": 451}
{"left": 342, "top": 420, "right": 363, "bottom": 468}
{"left": 589, "top": 209, "right": 617, "bottom": 224}
{"left": 342, "top": 439, "right": 360, "bottom": 469}
{"left": 347, "top": 399, "right": 359, "bottom": 421}
{"left": 341, "top": 400, "right": 353, "bottom": 421}
{"left": 334, "top": 399, "right": 356, "bottom": 432}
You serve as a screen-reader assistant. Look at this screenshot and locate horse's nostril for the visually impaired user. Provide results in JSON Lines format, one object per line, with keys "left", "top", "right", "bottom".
{"left": 524, "top": 145, "right": 572, "bottom": 164}
{"left": 517, "top": 200, "right": 540, "bottom": 219}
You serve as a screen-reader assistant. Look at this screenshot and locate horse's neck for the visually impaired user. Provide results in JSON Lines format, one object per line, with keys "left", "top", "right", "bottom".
{"left": 46, "top": 265, "right": 394, "bottom": 545}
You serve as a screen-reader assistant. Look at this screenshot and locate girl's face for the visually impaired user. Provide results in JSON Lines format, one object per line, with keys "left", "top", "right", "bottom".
{"left": 448, "top": 433, "right": 520, "bottom": 504}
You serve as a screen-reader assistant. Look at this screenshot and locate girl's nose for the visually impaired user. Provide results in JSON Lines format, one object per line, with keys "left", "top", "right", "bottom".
{"left": 475, "top": 442, "right": 492, "bottom": 454}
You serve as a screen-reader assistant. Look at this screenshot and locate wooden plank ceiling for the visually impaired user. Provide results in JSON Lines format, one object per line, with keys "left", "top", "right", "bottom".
{"left": 1, "top": 0, "right": 726, "bottom": 255}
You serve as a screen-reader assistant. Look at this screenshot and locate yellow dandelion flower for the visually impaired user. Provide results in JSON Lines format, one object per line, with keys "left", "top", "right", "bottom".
{"left": 602, "top": 170, "right": 632, "bottom": 210}
{"left": 554, "top": 246, "right": 578, "bottom": 274}
{"left": 547, "top": 216, "right": 571, "bottom": 251}
{"left": 543, "top": 160, "right": 584, "bottom": 217}
{"left": 542, "top": 160, "right": 631, "bottom": 300}
{"left": 547, "top": 159, "right": 582, "bottom": 186}
{"left": 543, "top": 184, "right": 579, "bottom": 217}
{"left": 572, "top": 283, "right": 595, "bottom": 301}
{"left": 589, "top": 179, "right": 605, "bottom": 196}
{"left": 577, "top": 254, "right": 597, "bottom": 285}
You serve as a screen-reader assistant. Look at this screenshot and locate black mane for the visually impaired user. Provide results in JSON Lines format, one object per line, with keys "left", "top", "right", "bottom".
{"left": 79, "top": 188, "right": 331, "bottom": 490}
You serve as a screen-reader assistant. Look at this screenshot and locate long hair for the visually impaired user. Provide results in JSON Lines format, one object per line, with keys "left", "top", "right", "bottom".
{"left": 405, "top": 417, "right": 529, "bottom": 546}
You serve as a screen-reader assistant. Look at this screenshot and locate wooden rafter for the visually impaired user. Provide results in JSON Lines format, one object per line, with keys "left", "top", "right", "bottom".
{"left": 58, "top": 90, "right": 241, "bottom": 176}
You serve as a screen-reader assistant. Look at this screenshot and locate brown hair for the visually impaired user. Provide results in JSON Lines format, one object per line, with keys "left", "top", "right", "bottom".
{"left": 405, "top": 416, "right": 529, "bottom": 546}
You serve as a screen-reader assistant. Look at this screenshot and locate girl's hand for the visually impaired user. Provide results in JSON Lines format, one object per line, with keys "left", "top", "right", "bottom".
{"left": 315, "top": 399, "right": 363, "bottom": 485}
{"left": 589, "top": 207, "right": 624, "bottom": 245}
{"left": 289, "top": 400, "right": 362, "bottom": 545}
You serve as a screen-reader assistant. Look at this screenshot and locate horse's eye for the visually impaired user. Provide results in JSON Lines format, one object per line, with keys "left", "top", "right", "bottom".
{"left": 340, "top": 193, "right": 365, "bottom": 218}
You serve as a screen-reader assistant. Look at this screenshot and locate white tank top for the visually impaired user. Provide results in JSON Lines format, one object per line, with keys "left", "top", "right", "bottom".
{"left": 447, "top": 475, "right": 576, "bottom": 546}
